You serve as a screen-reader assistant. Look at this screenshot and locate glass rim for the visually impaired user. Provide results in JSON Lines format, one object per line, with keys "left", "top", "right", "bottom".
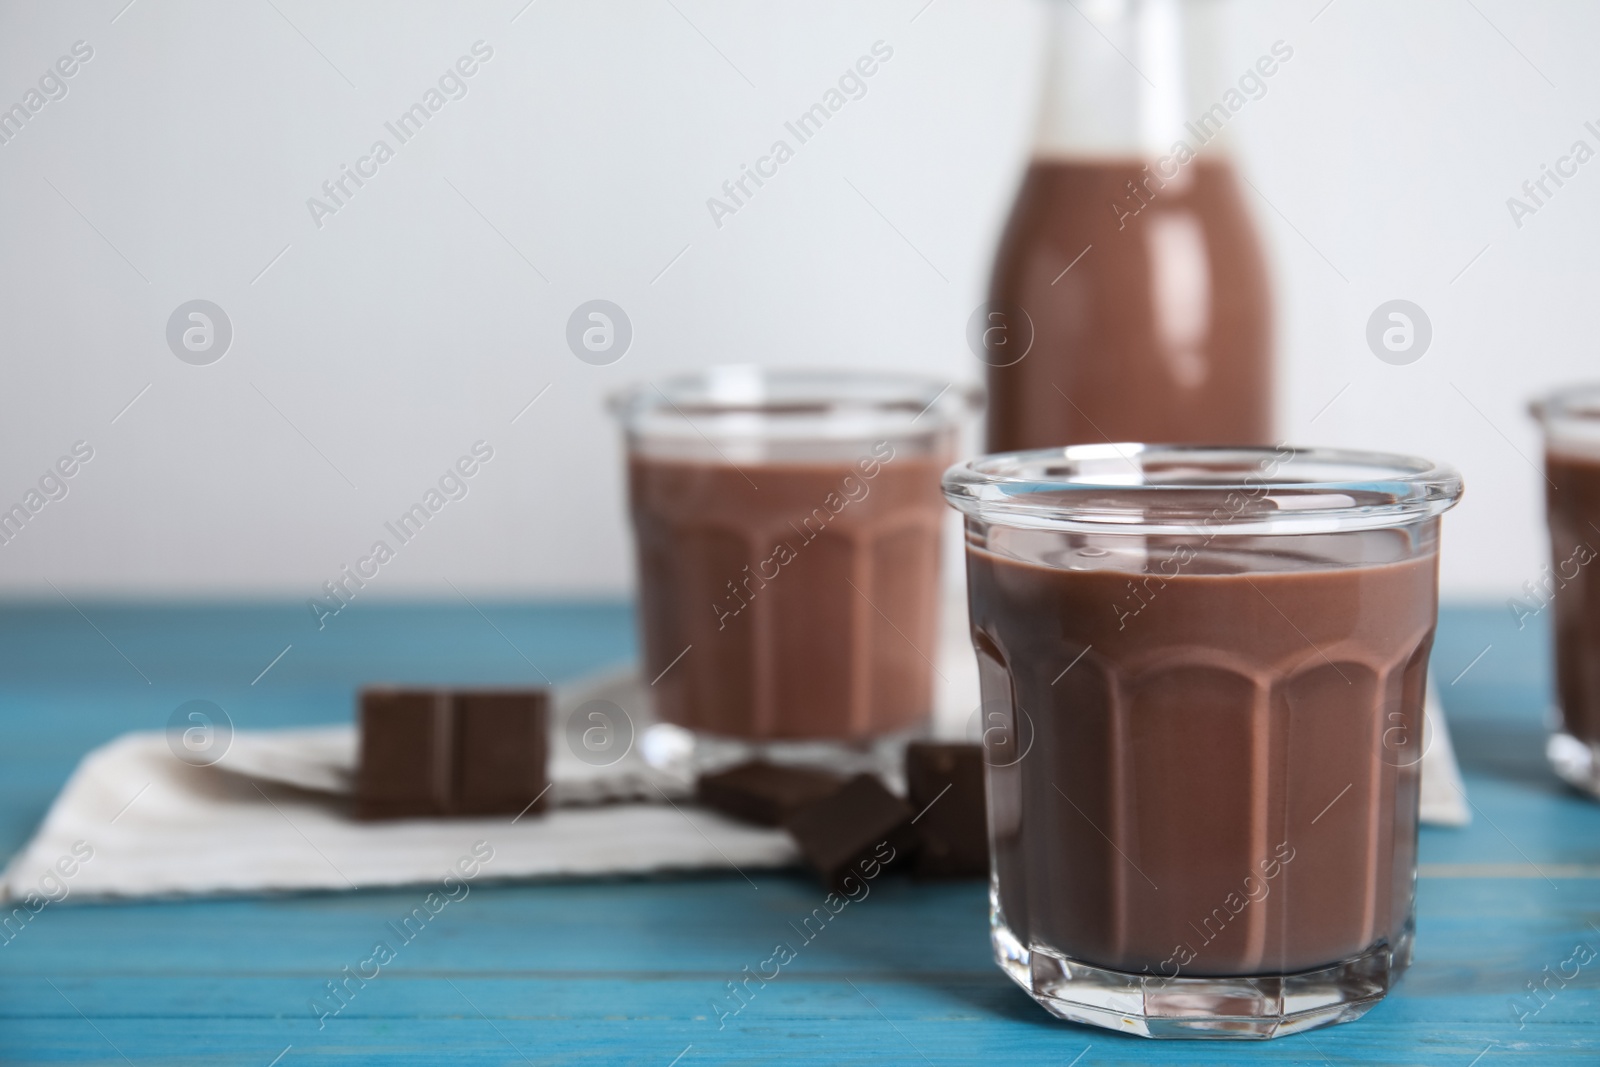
{"left": 607, "top": 365, "right": 981, "bottom": 428}
{"left": 1530, "top": 382, "right": 1600, "bottom": 425}
{"left": 942, "top": 444, "right": 1463, "bottom": 535}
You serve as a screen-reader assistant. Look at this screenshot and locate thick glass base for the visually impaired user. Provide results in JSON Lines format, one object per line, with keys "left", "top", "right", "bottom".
{"left": 992, "top": 899, "right": 1411, "bottom": 1039}
{"left": 1547, "top": 730, "right": 1600, "bottom": 799}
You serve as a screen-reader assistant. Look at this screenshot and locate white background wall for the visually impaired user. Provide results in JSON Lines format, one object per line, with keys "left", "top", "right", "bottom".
{"left": 0, "top": 0, "right": 1591, "bottom": 602}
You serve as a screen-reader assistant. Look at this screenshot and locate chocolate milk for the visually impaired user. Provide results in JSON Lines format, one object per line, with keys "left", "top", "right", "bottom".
{"left": 628, "top": 447, "right": 947, "bottom": 740}
{"left": 985, "top": 159, "right": 1272, "bottom": 452}
{"left": 1545, "top": 451, "right": 1600, "bottom": 744}
{"left": 967, "top": 547, "right": 1436, "bottom": 977}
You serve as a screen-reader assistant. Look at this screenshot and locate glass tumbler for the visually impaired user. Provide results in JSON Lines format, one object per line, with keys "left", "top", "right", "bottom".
{"left": 942, "top": 444, "right": 1462, "bottom": 1039}
{"left": 611, "top": 366, "right": 974, "bottom": 767}
{"left": 1531, "top": 385, "right": 1600, "bottom": 799}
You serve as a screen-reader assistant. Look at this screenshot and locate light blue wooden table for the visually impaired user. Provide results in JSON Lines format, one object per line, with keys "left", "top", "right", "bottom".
{"left": 1, "top": 602, "right": 1596, "bottom": 1065}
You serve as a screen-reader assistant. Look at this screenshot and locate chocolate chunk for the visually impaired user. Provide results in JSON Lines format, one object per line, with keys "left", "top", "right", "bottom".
{"left": 357, "top": 688, "right": 548, "bottom": 820}
{"left": 453, "top": 692, "right": 550, "bottom": 816}
{"left": 905, "top": 742, "right": 988, "bottom": 877}
{"left": 356, "top": 690, "right": 447, "bottom": 820}
{"left": 697, "top": 760, "right": 845, "bottom": 827}
{"left": 783, "top": 774, "right": 917, "bottom": 893}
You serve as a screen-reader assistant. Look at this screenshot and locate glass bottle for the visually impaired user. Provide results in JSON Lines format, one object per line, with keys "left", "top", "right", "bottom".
{"left": 984, "top": 0, "right": 1276, "bottom": 452}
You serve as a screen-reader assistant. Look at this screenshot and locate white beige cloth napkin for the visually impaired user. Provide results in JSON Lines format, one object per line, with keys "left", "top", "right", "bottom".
{"left": 0, "top": 600, "right": 1468, "bottom": 902}
{"left": 0, "top": 669, "right": 797, "bottom": 903}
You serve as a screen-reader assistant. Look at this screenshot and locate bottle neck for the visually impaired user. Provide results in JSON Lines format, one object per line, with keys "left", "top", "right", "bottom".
{"left": 1032, "top": 0, "right": 1229, "bottom": 161}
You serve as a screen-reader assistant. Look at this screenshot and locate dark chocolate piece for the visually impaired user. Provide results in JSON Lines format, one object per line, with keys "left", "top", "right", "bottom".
{"left": 783, "top": 774, "right": 917, "bottom": 893}
{"left": 905, "top": 742, "right": 988, "bottom": 877}
{"left": 453, "top": 691, "right": 550, "bottom": 816}
{"left": 356, "top": 689, "right": 449, "bottom": 820}
{"left": 696, "top": 760, "right": 845, "bottom": 827}
{"left": 357, "top": 688, "right": 548, "bottom": 820}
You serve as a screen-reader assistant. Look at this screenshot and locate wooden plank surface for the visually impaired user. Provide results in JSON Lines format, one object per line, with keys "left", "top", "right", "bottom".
{"left": 1, "top": 601, "right": 1597, "bottom": 1065}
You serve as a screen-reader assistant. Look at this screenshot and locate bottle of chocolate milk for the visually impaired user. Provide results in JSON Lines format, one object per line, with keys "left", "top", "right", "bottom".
{"left": 983, "top": 0, "right": 1274, "bottom": 452}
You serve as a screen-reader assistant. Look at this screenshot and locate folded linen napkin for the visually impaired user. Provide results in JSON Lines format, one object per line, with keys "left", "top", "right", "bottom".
{"left": 0, "top": 603, "right": 1468, "bottom": 902}
{"left": 0, "top": 669, "right": 796, "bottom": 903}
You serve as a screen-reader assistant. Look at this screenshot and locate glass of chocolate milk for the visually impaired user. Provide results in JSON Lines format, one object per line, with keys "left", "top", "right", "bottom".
{"left": 612, "top": 367, "right": 974, "bottom": 769}
{"left": 984, "top": 0, "right": 1274, "bottom": 452}
{"left": 1531, "top": 385, "right": 1600, "bottom": 799}
{"left": 944, "top": 444, "right": 1462, "bottom": 1038}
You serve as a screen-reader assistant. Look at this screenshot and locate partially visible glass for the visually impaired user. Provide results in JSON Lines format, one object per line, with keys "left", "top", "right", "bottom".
{"left": 611, "top": 367, "right": 977, "bottom": 771}
{"left": 1531, "top": 385, "right": 1600, "bottom": 799}
{"left": 943, "top": 444, "right": 1463, "bottom": 1039}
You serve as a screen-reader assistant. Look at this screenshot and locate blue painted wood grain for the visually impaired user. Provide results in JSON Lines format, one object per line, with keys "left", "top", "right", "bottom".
{"left": 1, "top": 601, "right": 1596, "bottom": 1065}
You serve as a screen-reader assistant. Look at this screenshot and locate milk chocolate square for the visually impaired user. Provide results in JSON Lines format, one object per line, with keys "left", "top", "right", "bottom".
{"left": 697, "top": 760, "right": 845, "bottom": 827}
{"left": 357, "top": 689, "right": 450, "bottom": 820}
{"left": 453, "top": 691, "right": 550, "bottom": 817}
{"left": 356, "top": 688, "right": 548, "bottom": 820}
{"left": 783, "top": 774, "right": 917, "bottom": 893}
{"left": 905, "top": 742, "right": 988, "bottom": 877}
